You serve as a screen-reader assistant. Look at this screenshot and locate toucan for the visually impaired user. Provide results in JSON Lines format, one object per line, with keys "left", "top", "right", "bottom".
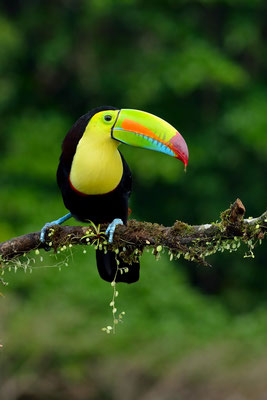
{"left": 40, "top": 106, "right": 189, "bottom": 284}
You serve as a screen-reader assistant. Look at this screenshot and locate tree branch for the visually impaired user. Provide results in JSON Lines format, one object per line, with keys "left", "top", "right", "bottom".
{"left": 0, "top": 199, "right": 266, "bottom": 267}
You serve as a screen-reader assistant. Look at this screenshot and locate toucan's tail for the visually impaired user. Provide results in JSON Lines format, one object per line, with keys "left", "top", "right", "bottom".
{"left": 96, "top": 249, "right": 140, "bottom": 283}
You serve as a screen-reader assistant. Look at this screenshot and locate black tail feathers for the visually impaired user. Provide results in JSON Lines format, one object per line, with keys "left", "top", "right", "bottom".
{"left": 96, "top": 249, "right": 140, "bottom": 284}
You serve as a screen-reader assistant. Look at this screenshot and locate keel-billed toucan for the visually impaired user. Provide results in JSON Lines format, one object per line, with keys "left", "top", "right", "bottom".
{"left": 41, "top": 106, "right": 188, "bottom": 283}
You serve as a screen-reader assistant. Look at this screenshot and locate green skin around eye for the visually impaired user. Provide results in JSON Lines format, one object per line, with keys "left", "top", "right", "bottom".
{"left": 103, "top": 114, "right": 113, "bottom": 123}
{"left": 40, "top": 105, "right": 189, "bottom": 285}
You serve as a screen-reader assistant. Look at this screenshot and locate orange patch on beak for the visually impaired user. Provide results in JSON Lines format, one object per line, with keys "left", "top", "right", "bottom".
{"left": 121, "top": 119, "right": 168, "bottom": 147}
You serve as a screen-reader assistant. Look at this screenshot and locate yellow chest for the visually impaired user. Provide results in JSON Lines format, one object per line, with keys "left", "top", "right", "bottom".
{"left": 69, "top": 134, "right": 123, "bottom": 195}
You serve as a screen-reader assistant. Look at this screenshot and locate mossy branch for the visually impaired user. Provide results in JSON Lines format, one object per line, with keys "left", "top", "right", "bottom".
{"left": 0, "top": 199, "right": 266, "bottom": 267}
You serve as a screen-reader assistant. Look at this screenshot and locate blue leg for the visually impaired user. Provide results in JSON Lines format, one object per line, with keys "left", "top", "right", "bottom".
{"left": 105, "top": 218, "right": 123, "bottom": 243}
{"left": 40, "top": 213, "right": 72, "bottom": 242}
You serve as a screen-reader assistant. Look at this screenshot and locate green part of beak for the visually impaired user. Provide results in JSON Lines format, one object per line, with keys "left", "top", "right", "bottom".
{"left": 112, "top": 109, "right": 189, "bottom": 166}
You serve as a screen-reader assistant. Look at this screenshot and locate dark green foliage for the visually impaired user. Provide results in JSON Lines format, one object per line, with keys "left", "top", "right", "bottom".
{"left": 0, "top": 0, "right": 266, "bottom": 397}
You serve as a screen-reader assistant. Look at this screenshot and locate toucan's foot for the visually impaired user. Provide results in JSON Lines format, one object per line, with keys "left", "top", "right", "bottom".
{"left": 105, "top": 218, "right": 123, "bottom": 243}
{"left": 40, "top": 221, "right": 57, "bottom": 243}
{"left": 40, "top": 213, "right": 72, "bottom": 244}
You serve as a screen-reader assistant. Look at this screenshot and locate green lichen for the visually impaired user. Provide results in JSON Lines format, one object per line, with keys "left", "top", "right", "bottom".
{"left": 220, "top": 207, "right": 231, "bottom": 225}
{"left": 172, "top": 221, "right": 195, "bottom": 236}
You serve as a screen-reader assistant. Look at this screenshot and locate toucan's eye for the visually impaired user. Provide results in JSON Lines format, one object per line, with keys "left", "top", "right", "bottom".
{"left": 104, "top": 114, "right": 112, "bottom": 122}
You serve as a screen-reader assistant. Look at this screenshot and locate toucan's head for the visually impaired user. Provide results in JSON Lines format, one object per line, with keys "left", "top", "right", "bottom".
{"left": 64, "top": 106, "right": 189, "bottom": 167}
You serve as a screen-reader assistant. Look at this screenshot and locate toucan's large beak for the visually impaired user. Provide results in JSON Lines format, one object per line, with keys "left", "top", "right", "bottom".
{"left": 112, "top": 109, "right": 189, "bottom": 167}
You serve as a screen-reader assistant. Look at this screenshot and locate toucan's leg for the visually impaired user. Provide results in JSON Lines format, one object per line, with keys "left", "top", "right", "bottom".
{"left": 105, "top": 218, "right": 123, "bottom": 243}
{"left": 40, "top": 213, "right": 72, "bottom": 243}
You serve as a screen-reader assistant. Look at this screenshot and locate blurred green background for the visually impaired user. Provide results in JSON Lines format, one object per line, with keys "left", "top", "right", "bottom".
{"left": 0, "top": 1, "right": 267, "bottom": 399}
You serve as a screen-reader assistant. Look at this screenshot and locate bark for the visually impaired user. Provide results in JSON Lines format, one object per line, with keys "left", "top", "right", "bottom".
{"left": 0, "top": 199, "right": 266, "bottom": 267}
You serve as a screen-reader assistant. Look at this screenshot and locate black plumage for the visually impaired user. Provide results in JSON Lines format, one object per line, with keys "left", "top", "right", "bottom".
{"left": 56, "top": 106, "right": 140, "bottom": 283}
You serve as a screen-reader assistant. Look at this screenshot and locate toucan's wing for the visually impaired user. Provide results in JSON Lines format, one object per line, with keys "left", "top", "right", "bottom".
{"left": 119, "top": 150, "right": 132, "bottom": 198}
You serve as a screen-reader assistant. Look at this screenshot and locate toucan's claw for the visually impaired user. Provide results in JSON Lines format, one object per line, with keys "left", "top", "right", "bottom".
{"left": 40, "top": 221, "right": 56, "bottom": 243}
{"left": 105, "top": 218, "right": 123, "bottom": 243}
{"left": 40, "top": 213, "right": 72, "bottom": 245}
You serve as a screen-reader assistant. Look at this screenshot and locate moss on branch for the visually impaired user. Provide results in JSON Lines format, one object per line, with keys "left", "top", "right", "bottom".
{"left": 0, "top": 199, "right": 266, "bottom": 268}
